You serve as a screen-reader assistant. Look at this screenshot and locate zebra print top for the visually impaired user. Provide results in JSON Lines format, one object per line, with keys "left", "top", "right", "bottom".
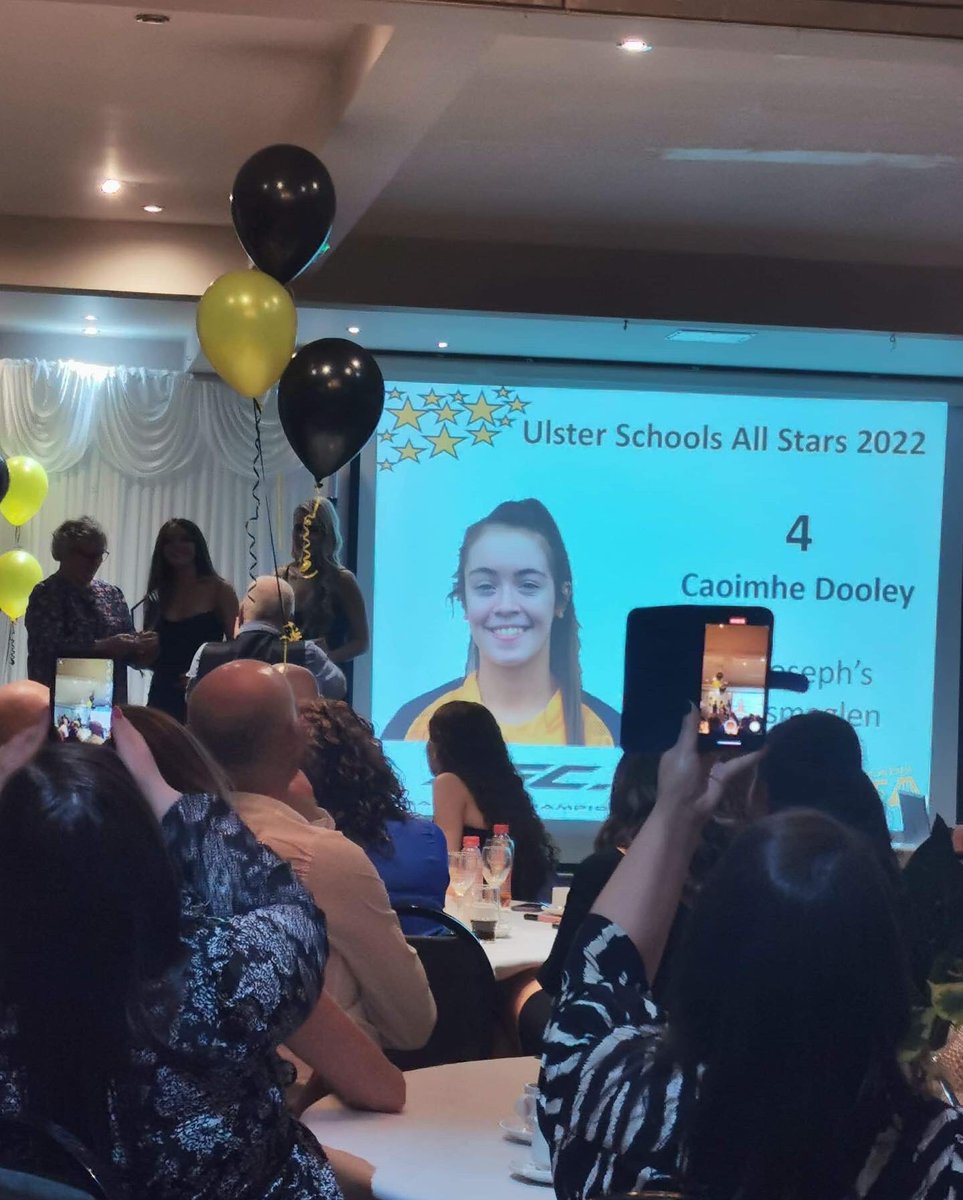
{"left": 538, "top": 914, "right": 963, "bottom": 1200}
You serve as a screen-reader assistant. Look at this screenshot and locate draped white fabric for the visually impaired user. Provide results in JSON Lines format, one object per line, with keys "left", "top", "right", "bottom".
{"left": 0, "top": 358, "right": 314, "bottom": 695}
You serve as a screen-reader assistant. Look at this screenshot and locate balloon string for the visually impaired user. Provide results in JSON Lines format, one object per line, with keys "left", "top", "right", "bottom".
{"left": 250, "top": 398, "right": 302, "bottom": 662}
{"left": 299, "top": 490, "right": 321, "bottom": 581}
{"left": 6, "top": 618, "right": 15, "bottom": 673}
{"left": 243, "top": 399, "right": 261, "bottom": 587}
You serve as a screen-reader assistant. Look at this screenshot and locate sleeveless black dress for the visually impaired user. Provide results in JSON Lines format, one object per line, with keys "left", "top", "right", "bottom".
{"left": 148, "top": 610, "right": 225, "bottom": 723}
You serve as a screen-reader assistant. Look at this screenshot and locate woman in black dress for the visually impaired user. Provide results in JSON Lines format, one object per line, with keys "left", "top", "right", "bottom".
{"left": 143, "top": 519, "right": 237, "bottom": 722}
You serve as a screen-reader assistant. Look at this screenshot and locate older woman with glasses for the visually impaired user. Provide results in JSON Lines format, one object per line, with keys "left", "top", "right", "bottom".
{"left": 25, "top": 516, "right": 156, "bottom": 704}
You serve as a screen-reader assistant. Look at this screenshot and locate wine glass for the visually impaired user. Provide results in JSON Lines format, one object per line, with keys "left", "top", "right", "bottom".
{"left": 482, "top": 841, "right": 512, "bottom": 890}
{"left": 448, "top": 850, "right": 473, "bottom": 917}
{"left": 482, "top": 841, "right": 513, "bottom": 930}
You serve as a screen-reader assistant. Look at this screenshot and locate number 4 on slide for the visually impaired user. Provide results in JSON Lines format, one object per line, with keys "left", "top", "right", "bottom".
{"left": 786, "top": 514, "right": 812, "bottom": 552}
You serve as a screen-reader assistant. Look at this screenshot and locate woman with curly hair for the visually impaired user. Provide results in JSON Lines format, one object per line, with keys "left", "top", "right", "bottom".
{"left": 302, "top": 701, "right": 448, "bottom": 918}
{"left": 429, "top": 699, "right": 558, "bottom": 900}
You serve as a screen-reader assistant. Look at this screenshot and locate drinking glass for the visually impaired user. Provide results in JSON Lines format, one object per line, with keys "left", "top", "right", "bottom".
{"left": 470, "top": 885, "right": 500, "bottom": 941}
{"left": 448, "top": 850, "right": 473, "bottom": 917}
{"left": 482, "top": 840, "right": 513, "bottom": 890}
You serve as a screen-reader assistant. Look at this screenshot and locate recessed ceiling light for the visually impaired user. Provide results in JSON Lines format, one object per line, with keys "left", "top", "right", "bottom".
{"left": 142, "top": 204, "right": 163, "bottom": 214}
{"left": 666, "top": 329, "right": 755, "bottom": 345}
{"left": 347, "top": 325, "right": 360, "bottom": 335}
{"left": 84, "top": 314, "right": 97, "bottom": 322}
{"left": 618, "top": 37, "right": 652, "bottom": 54}
{"left": 82, "top": 326, "right": 99, "bottom": 337}
{"left": 437, "top": 341, "right": 449, "bottom": 349}
{"left": 100, "top": 179, "right": 122, "bottom": 195}
{"left": 135, "top": 12, "right": 170, "bottom": 23}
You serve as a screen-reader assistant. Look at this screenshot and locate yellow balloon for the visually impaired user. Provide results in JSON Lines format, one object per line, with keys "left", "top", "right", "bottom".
{"left": 0, "top": 549, "right": 43, "bottom": 620}
{"left": 196, "top": 269, "right": 297, "bottom": 398}
{"left": 0, "top": 456, "right": 49, "bottom": 527}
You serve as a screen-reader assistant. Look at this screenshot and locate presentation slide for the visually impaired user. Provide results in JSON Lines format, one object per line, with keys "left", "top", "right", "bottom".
{"left": 369, "top": 381, "right": 947, "bottom": 836}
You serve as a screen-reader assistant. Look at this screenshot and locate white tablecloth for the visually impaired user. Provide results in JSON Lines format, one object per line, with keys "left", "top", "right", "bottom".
{"left": 449, "top": 904, "right": 558, "bottom": 981}
{"left": 302, "top": 1057, "right": 543, "bottom": 1200}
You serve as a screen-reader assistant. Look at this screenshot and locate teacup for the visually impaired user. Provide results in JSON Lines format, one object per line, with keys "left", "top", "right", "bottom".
{"left": 514, "top": 1082, "right": 538, "bottom": 1132}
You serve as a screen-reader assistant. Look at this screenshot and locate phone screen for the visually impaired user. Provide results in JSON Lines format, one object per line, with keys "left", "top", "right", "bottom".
{"left": 699, "top": 620, "right": 770, "bottom": 748}
{"left": 52, "top": 657, "right": 115, "bottom": 744}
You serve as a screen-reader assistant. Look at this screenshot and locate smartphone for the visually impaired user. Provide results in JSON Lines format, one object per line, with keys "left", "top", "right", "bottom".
{"left": 621, "top": 605, "right": 773, "bottom": 754}
{"left": 52, "top": 656, "right": 115, "bottom": 744}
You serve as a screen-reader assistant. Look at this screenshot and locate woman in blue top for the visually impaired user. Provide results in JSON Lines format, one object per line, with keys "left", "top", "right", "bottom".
{"left": 303, "top": 700, "right": 448, "bottom": 925}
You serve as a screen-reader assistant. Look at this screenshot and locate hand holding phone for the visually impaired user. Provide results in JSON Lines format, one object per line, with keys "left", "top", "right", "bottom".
{"left": 52, "top": 657, "right": 115, "bottom": 744}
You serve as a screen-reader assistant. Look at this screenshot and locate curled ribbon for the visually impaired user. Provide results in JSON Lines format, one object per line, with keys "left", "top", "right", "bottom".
{"left": 299, "top": 489, "right": 322, "bottom": 581}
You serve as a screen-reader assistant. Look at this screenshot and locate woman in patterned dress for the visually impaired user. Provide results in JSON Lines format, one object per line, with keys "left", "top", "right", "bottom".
{"left": 540, "top": 709, "right": 963, "bottom": 1200}
{"left": 0, "top": 710, "right": 342, "bottom": 1200}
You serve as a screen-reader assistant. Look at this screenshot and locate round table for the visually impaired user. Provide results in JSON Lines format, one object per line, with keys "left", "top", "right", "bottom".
{"left": 454, "top": 904, "right": 559, "bottom": 981}
{"left": 302, "top": 1056, "right": 543, "bottom": 1200}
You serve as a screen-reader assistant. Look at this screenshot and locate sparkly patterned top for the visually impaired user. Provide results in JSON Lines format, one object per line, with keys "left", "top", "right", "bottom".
{"left": 0, "top": 792, "right": 342, "bottom": 1200}
{"left": 25, "top": 572, "right": 134, "bottom": 702}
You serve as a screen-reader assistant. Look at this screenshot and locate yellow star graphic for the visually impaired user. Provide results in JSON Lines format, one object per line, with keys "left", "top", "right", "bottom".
{"left": 451, "top": 390, "right": 468, "bottom": 405}
{"left": 471, "top": 426, "right": 500, "bottom": 446}
{"left": 387, "top": 398, "right": 428, "bottom": 432}
{"left": 509, "top": 397, "right": 528, "bottom": 412}
{"left": 499, "top": 415, "right": 513, "bottom": 427}
{"left": 495, "top": 385, "right": 512, "bottom": 399}
{"left": 463, "top": 391, "right": 501, "bottom": 425}
{"left": 378, "top": 429, "right": 395, "bottom": 444}
{"left": 420, "top": 389, "right": 445, "bottom": 407}
{"left": 397, "top": 439, "right": 425, "bottom": 463}
{"left": 378, "top": 458, "right": 395, "bottom": 472}
{"left": 426, "top": 428, "right": 466, "bottom": 459}
{"left": 434, "top": 402, "right": 460, "bottom": 425}
{"left": 387, "top": 386, "right": 404, "bottom": 401}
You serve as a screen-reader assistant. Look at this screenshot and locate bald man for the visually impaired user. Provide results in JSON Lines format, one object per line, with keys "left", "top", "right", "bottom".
{"left": 273, "top": 662, "right": 320, "bottom": 712}
{"left": 0, "top": 680, "right": 50, "bottom": 745}
{"left": 186, "top": 576, "right": 345, "bottom": 699}
{"left": 188, "top": 660, "right": 435, "bottom": 1052}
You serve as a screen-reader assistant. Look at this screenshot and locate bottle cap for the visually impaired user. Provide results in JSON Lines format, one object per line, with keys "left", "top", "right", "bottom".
{"left": 462, "top": 836, "right": 480, "bottom": 848}
{"left": 493, "top": 824, "right": 510, "bottom": 835}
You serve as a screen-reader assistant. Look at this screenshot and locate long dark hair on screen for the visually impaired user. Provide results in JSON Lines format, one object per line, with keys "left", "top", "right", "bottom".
{"left": 757, "top": 711, "right": 899, "bottom": 884}
{"left": 144, "top": 518, "right": 220, "bottom": 628}
{"left": 449, "top": 498, "right": 586, "bottom": 744}
{"left": 303, "top": 700, "right": 412, "bottom": 852}
{"left": 428, "top": 700, "right": 558, "bottom": 899}
{"left": 0, "top": 746, "right": 183, "bottom": 1156}
{"left": 669, "top": 810, "right": 917, "bottom": 1200}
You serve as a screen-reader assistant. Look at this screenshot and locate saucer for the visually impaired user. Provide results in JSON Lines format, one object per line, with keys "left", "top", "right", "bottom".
{"left": 499, "top": 1119, "right": 532, "bottom": 1144}
{"left": 510, "top": 1158, "right": 552, "bottom": 1185}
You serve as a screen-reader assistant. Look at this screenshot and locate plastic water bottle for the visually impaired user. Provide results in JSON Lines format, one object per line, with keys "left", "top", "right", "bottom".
{"left": 461, "top": 835, "right": 483, "bottom": 904}
{"left": 492, "top": 824, "right": 514, "bottom": 907}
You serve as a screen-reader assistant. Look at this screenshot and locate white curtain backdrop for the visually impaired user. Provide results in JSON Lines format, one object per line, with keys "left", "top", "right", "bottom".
{"left": 0, "top": 358, "right": 315, "bottom": 696}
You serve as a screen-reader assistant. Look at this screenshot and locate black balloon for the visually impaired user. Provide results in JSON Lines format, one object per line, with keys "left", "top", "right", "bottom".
{"left": 231, "top": 144, "right": 336, "bottom": 285}
{"left": 0, "top": 457, "right": 8, "bottom": 507}
{"left": 278, "top": 339, "right": 385, "bottom": 483}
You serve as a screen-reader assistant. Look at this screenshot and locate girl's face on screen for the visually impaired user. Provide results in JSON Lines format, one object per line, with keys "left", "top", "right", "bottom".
{"left": 463, "top": 526, "right": 557, "bottom": 670}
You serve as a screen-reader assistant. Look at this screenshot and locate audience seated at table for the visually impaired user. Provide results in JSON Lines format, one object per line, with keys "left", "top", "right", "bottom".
{"left": 121, "top": 704, "right": 406, "bottom": 1118}
{"left": 187, "top": 660, "right": 436, "bottom": 1051}
{"left": 428, "top": 699, "right": 558, "bottom": 900}
{"left": 187, "top": 575, "right": 346, "bottom": 699}
{"left": 539, "top": 709, "right": 963, "bottom": 1200}
{"left": 303, "top": 700, "right": 448, "bottom": 924}
{"left": 0, "top": 708, "right": 343, "bottom": 1200}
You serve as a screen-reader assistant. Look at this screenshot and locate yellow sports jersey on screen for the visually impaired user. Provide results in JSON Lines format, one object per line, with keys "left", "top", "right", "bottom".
{"left": 403, "top": 672, "right": 614, "bottom": 747}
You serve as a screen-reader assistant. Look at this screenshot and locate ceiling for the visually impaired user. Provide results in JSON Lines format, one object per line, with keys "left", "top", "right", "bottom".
{"left": 2, "top": 0, "right": 963, "bottom": 346}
